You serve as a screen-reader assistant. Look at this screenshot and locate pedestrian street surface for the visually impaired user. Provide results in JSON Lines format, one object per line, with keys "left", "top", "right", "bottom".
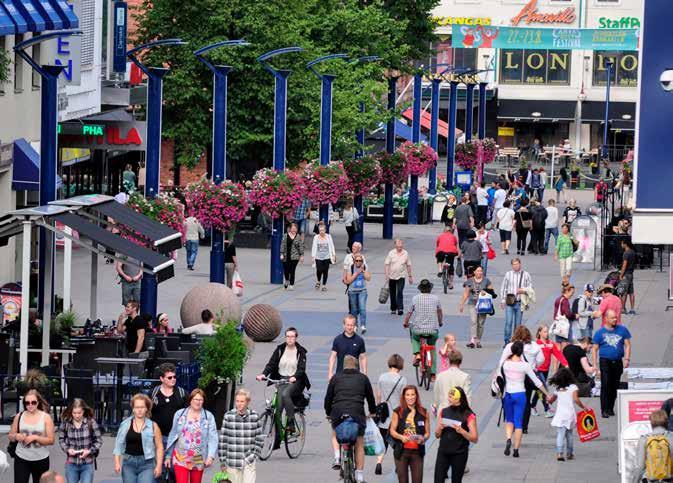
{"left": 3, "top": 189, "right": 669, "bottom": 482}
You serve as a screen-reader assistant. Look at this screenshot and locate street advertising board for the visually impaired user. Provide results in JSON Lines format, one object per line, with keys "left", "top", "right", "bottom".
{"left": 617, "top": 389, "right": 673, "bottom": 483}
{"left": 570, "top": 215, "right": 598, "bottom": 268}
{"left": 0, "top": 282, "right": 21, "bottom": 323}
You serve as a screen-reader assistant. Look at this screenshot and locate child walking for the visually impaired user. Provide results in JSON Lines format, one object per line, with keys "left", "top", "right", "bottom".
{"left": 547, "top": 367, "right": 588, "bottom": 461}
{"left": 438, "top": 333, "right": 457, "bottom": 373}
{"left": 532, "top": 325, "right": 568, "bottom": 417}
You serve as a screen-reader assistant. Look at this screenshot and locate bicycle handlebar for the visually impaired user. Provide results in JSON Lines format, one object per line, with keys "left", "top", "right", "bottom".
{"left": 260, "top": 377, "right": 290, "bottom": 385}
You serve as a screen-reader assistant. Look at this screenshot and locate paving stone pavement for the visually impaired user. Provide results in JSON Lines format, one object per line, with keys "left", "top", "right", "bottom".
{"left": 1, "top": 189, "right": 669, "bottom": 482}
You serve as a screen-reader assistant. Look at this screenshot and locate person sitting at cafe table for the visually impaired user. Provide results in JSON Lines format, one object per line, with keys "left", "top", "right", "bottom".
{"left": 116, "top": 300, "right": 148, "bottom": 354}
{"left": 182, "top": 309, "right": 216, "bottom": 336}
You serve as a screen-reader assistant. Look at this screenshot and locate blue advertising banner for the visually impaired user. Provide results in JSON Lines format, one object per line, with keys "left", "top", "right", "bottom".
{"left": 112, "top": 1, "right": 127, "bottom": 74}
{"left": 451, "top": 26, "right": 638, "bottom": 51}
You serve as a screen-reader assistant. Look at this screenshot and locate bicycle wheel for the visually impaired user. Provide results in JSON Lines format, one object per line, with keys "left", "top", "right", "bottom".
{"left": 258, "top": 412, "right": 276, "bottom": 461}
{"left": 284, "top": 412, "right": 306, "bottom": 459}
{"left": 342, "top": 451, "right": 356, "bottom": 483}
{"left": 415, "top": 361, "right": 423, "bottom": 386}
{"left": 424, "top": 352, "right": 432, "bottom": 391}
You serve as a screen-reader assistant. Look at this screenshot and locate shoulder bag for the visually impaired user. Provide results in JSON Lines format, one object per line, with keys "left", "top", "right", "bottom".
{"left": 7, "top": 411, "right": 24, "bottom": 458}
{"left": 550, "top": 299, "right": 570, "bottom": 339}
{"left": 374, "top": 376, "right": 403, "bottom": 424}
{"left": 505, "top": 272, "right": 523, "bottom": 306}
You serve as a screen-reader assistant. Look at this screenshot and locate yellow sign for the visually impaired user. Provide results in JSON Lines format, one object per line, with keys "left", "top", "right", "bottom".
{"left": 498, "top": 127, "right": 515, "bottom": 137}
{"left": 434, "top": 16, "right": 492, "bottom": 27}
{"left": 61, "top": 148, "right": 91, "bottom": 163}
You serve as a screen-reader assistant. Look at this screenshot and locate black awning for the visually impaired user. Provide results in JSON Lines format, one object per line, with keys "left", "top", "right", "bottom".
{"left": 582, "top": 101, "right": 636, "bottom": 123}
{"left": 89, "top": 200, "right": 182, "bottom": 254}
{"left": 53, "top": 212, "right": 175, "bottom": 283}
{"left": 610, "top": 119, "right": 635, "bottom": 131}
{"left": 497, "top": 99, "right": 577, "bottom": 121}
{"left": 0, "top": 214, "right": 22, "bottom": 247}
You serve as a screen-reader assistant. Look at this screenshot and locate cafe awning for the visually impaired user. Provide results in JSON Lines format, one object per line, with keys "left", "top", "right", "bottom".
{"left": 0, "top": 0, "right": 78, "bottom": 34}
{"left": 12, "top": 138, "right": 40, "bottom": 191}
{"left": 497, "top": 99, "right": 577, "bottom": 121}
{"left": 401, "top": 108, "right": 463, "bottom": 141}
{"left": 581, "top": 101, "right": 636, "bottom": 123}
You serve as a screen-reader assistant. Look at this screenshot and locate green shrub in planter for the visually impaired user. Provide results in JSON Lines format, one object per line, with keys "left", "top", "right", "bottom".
{"left": 198, "top": 321, "right": 248, "bottom": 389}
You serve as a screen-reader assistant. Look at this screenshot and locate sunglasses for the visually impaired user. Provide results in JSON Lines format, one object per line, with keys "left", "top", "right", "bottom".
{"left": 163, "top": 375, "right": 176, "bottom": 380}
{"left": 24, "top": 400, "right": 38, "bottom": 406}
{"left": 354, "top": 259, "right": 363, "bottom": 262}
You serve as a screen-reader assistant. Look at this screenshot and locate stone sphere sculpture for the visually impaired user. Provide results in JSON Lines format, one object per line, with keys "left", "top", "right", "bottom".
{"left": 180, "top": 283, "right": 241, "bottom": 328}
{"left": 243, "top": 304, "right": 282, "bottom": 342}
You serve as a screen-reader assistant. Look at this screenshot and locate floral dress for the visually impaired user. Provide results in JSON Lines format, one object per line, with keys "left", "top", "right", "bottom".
{"left": 172, "top": 418, "right": 205, "bottom": 470}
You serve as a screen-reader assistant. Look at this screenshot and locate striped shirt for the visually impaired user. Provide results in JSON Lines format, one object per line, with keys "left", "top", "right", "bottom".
{"left": 58, "top": 417, "right": 103, "bottom": 465}
{"left": 218, "top": 409, "right": 264, "bottom": 469}
{"left": 293, "top": 199, "right": 311, "bottom": 221}
{"left": 499, "top": 269, "right": 532, "bottom": 301}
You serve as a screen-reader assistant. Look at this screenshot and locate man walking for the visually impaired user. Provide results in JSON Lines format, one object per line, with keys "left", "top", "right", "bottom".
{"left": 384, "top": 239, "right": 413, "bottom": 316}
{"left": 454, "top": 194, "right": 475, "bottom": 246}
{"left": 476, "top": 182, "right": 489, "bottom": 227}
{"left": 433, "top": 350, "right": 472, "bottom": 411}
{"left": 293, "top": 197, "right": 311, "bottom": 242}
{"left": 328, "top": 315, "right": 367, "bottom": 379}
{"left": 184, "top": 215, "right": 205, "bottom": 271}
{"left": 219, "top": 389, "right": 264, "bottom": 483}
{"left": 592, "top": 309, "right": 631, "bottom": 418}
{"left": 500, "top": 258, "right": 532, "bottom": 344}
{"left": 544, "top": 199, "right": 559, "bottom": 255}
{"left": 620, "top": 239, "right": 637, "bottom": 314}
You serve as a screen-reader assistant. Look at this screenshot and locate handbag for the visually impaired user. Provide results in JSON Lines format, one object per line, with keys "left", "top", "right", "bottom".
{"left": 7, "top": 411, "right": 24, "bottom": 458}
{"left": 351, "top": 216, "right": 360, "bottom": 234}
{"left": 487, "top": 245, "right": 496, "bottom": 260}
{"left": 550, "top": 299, "right": 570, "bottom": 339}
{"left": 374, "top": 376, "right": 403, "bottom": 424}
{"left": 455, "top": 258, "right": 463, "bottom": 278}
{"left": 571, "top": 238, "right": 579, "bottom": 252}
{"left": 378, "top": 286, "right": 390, "bottom": 304}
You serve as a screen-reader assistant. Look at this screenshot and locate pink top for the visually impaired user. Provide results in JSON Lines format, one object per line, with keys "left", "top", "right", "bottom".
{"left": 438, "top": 348, "right": 450, "bottom": 373}
{"left": 599, "top": 294, "right": 622, "bottom": 325}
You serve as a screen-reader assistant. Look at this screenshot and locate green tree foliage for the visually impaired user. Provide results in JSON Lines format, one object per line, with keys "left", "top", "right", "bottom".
{"left": 133, "top": 0, "right": 437, "bottom": 171}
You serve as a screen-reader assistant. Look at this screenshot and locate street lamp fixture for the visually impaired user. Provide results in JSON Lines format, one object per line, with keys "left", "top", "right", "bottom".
{"left": 660, "top": 68, "right": 673, "bottom": 92}
{"left": 531, "top": 112, "right": 542, "bottom": 118}
{"left": 622, "top": 114, "right": 632, "bottom": 120}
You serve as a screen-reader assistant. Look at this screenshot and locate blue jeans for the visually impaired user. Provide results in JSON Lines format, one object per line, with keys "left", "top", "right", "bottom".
{"left": 65, "top": 463, "right": 94, "bottom": 483}
{"left": 481, "top": 253, "right": 489, "bottom": 276}
{"left": 185, "top": 240, "right": 199, "bottom": 268}
{"left": 122, "top": 455, "right": 156, "bottom": 483}
{"left": 556, "top": 426, "right": 574, "bottom": 455}
{"left": 544, "top": 227, "right": 558, "bottom": 253}
{"left": 504, "top": 302, "right": 523, "bottom": 343}
{"left": 348, "top": 290, "right": 368, "bottom": 327}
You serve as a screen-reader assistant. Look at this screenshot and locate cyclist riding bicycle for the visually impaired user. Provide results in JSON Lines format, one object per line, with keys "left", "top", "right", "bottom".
{"left": 435, "top": 224, "right": 460, "bottom": 289}
{"left": 403, "top": 279, "right": 443, "bottom": 381}
{"left": 324, "top": 355, "right": 376, "bottom": 482}
{"left": 256, "top": 327, "right": 310, "bottom": 433}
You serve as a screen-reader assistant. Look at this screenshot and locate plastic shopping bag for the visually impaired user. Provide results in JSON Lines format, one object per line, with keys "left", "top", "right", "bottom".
{"left": 364, "top": 417, "right": 385, "bottom": 456}
{"left": 476, "top": 293, "right": 494, "bottom": 315}
{"left": 232, "top": 271, "right": 244, "bottom": 297}
{"left": 378, "top": 286, "right": 390, "bottom": 304}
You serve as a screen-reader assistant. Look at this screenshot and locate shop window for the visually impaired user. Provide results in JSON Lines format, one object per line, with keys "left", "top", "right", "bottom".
{"left": 14, "top": 34, "right": 24, "bottom": 93}
{"left": 433, "top": 40, "right": 478, "bottom": 72}
{"left": 500, "top": 49, "right": 571, "bottom": 85}
{"left": 593, "top": 51, "right": 638, "bottom": 87}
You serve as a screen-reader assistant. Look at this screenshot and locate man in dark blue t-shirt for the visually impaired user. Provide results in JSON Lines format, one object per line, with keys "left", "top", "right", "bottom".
{"left": 592, "top": 309, "right": 631, "bottom": 418}
{"left": 328, "top": 314, "right": 367, "bottom": 379}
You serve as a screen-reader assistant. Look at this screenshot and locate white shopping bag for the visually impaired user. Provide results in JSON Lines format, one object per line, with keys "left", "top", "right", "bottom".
{"left": 364, "top": 417, "right": 385, "bottom": 456}
{"left": 232, "top": 271, "right": 244, "bottom": 297}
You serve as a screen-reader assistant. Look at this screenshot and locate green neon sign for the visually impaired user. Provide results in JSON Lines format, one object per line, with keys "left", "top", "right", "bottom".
{"left": 57, "top": 124, "right": 106, "bottom": 136}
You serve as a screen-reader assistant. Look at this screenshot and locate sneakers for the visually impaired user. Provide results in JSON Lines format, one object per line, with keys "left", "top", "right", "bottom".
{"left": 288, "top": 285, "right": 295, "bottom": 291}
{"left": 557, "top": 453, "right": 565, "bottom": 461}
{"left": 332, "top": 458, "right": 341, "bottom": 470}
{"left": 566, "top": 453, "right": 574, "bottom": 460}
{"left": 513, "top": 449, "right": 520, "bottom": 458}
{"left": 321, "top": 285, "right": 328, "bottom": 292}
{"left": 545, "top": 410, "right": 555, "bottom": 418}
{"left": 531, "top": 407, "right": 539, "bottom": 417}
{"left": 284, "top": 282, "right": 289, "bottom": 289}
{"left": 375, "top": 463, "right": 382, "bottom": 475}
{"left": 360, "top": 326, "right": 367, "bottom": 335}
{"left": 476, "top": 342, "right": 482, "bottom": 348}
{"left": 397, "top": 310, "right": 404, "bottom": 316}
{"left": 466, "top": 342, "right": 475, "bottom": 349}
{"left": 504, "top": 439, "right": 512, "bottom": 456}
{"left": 628, "top": 309, "right": 637, "bottom": 315}
{"left": 315, "top": 282, "right": 321, "bottom": 290}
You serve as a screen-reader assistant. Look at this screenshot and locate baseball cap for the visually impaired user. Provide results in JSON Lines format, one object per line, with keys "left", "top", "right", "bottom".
{"left": 584, "top": 283, "right": 595, "bottom": 293}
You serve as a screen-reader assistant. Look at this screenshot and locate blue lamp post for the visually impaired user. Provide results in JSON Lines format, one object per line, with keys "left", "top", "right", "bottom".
{"left": 308, "top": 53, "right": 348, "bottom": 230}
{"left": 194, "top": 40, "right": 249, "bottom": 285}
{"left": 383, "top": 77, "right": 398, "bottom": 239}
{"left": 127, "top": 38, "right": 187, "bottom": 318}
{"left": 602, "top": 61, "right": 614, "bottom": 160}
{"left": 478, "top": 81, "right": 488, "bottom": 140}
{"left": 14, "top": 30, "right": 82, "bottom": 366}
{"left": 407, "top": 72, "right": 422, "bottom": 225}
{"left": 465, "top": 82, "right": 476, "bottom": 142}
{"left": 446, "top": 78, "right": 459, "bottom": 190}
{"left": 428, "top": 77, "right": 441, "bottom": 194}
{"left": 258, "top": 47, "right": 304, "bottom": 284}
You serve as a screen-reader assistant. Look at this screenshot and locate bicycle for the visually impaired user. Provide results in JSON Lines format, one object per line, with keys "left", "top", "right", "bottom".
{"left": 414, "top": 335, "right": 435, "bottom": 391}
{"left": 332, "top": 416, "right": 358, "bottom": 483}
{"left": 438, "top": 252, "right": 456, "bottom": 294}
{"left": 258, "top": 377, "right": 308, "bottom": 460}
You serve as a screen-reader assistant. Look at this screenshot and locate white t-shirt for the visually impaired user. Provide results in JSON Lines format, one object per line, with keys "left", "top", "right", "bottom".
{"left": 493, "top": 189, "right": 507, "bottom": 210}
{"left": 182, "top": 323, "right": 215, "bottom": 335}
{"left": 497, "top": 208, "right": 515, "bottom": 231}
{"left": 343, "top": 253, "right": 368, "bottom": 272}
{"left": 545, "top": 206, "right": 559, "bottom": 229}
{"left": 476, "top": 187, "right": 489, "bottom": 206}
{"left": 551, "top": 384, "right": 579, "bottom": 429}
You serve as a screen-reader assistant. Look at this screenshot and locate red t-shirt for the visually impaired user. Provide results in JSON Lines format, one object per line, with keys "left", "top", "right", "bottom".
{"left": 436, "top": 232, "right": 459, "bottom": 255}
{"left": 599, "top": 294, "right": 622, "bottom": 325}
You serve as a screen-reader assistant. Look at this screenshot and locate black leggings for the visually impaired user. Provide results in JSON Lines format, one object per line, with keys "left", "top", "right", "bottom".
{"left": 15, "top": 455, "right": 50, "bottom": 483}
{"left": 395, "top": 449, "right": 423, "bottom": 483}
{"left": 346, "top": 225, "right": 355, "bottom": 252}
{"left": 283, "top": 260, "right": 299, "bottom": 285}
{"left": 315, "top": 259, "right": 330, "bottom": 285}
{"left": 434, "top": 449, "right": 468, "bottom": 483}
{"left": 516, "top": 229, "right": 529, "bottom": 253}
{"left": 522, "top": 377, "right": 535, "bottom": 432}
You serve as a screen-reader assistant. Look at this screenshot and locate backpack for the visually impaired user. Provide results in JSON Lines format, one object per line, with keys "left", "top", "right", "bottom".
{"left": 645, "top": 434, "right": 673, "bottom": 481}
{"left": 571, "top": 297, "right": 580, "bottom": 315}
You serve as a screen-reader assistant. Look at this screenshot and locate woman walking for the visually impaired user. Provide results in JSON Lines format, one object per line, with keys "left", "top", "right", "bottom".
{"left": 59, "top": 398, "right": 103, "bottom": 483}
{"left": 311, "top": 221, "right": 336, "bottom": 291}
{"left": 343, "top": 253, "right": 371, "bottom": 334}
{"left": 496, "top": 200, "right": 515, "bottom": 254}
{"left": 440, "top": 194, "right": 458, "bottom": 227}
{"left": 375, "top": 354, "right": 407, "bottom": 475}
{"left": 9, "top": 389, "right": 56, "bottom": 483}
{"left": 164, "top": 389, "right": 219, "bottom": 483}
{"left": 515, "top": 199, "right": 532, "bottom": 256}
{"left": 342, "top": 199, "right": 359, "bottom": 253}
{"left": 389, "top": 386, "right": 430, "bottom": 483}
{"left": 113, "top": 393, "right": 164, "bottom": 483}
{"left": 500, "top": 341, "right": 550, "bottom": 458}
{"left": 555, "top": 168, "right": 569, "bottom": 203}
{"left": 434, "top": 387, "right": 478, "bottom": 483}
{"left": 280, "top": 222, "right": 304, "bottom": 290}
{"left": 459, "top": 266, "right": 494, "bottom": 349}
{"left": 531, "top": 325, "right": 568, "bottom": 418}
{"left": 547, "top": 367, "right": 588, "bottom": 461}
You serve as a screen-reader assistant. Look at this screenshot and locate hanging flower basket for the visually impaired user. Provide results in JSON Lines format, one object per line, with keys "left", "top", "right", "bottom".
{"left": 377, "top": 151, "right": 408, "bottom": 186}
{"left": 184, "top": 178, "right": 249, "bottom": 232}
{"left": 303, "top": 160, "right": 349, "bottom": 205}
{"left": 342, "top": 155, "right": 382, "bottom": 197}
{"left": 248, "top": 168, "right": 306, "bottom": 219}
{"left": 127, "top": 191, "right": 186, "bottom": 246}
{"left": 397, "top": 141, "right": 438, "bottom": 176}
{"left": 454, "top": 138, "right": 497, "bottom": 170}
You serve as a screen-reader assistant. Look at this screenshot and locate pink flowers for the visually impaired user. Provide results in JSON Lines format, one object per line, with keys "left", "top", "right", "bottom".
{"left": 302, "top": 161, "right": 349, "bottom": 205}
{"left": 397, "top": 141, "right": 438, "bottom": 176}
{"left": 127, "top": 191, "right": 186, "bottom": 246}
{"left": 184, "top": 179, "right": 248, "bottom": 231}
{"left": 248, "top": 168, "right": 306, "bottom": 219}
{"left": 377, "top": 151, "right": 408, "bottom": 185}
{"left": 455, "top": 138, "right": 497, "bottom": 170}
{"left": 342, "top": 155, "right": 382, "bottom": 196}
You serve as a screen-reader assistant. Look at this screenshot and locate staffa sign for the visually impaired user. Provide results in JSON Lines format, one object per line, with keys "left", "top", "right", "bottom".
{"left": 434, "top": 16, "right": 492, "bottom": 27}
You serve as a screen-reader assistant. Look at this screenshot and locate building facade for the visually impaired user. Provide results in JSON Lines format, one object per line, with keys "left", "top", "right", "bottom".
{"left": 431, "top": 0, "right": 640, "bottom": 158}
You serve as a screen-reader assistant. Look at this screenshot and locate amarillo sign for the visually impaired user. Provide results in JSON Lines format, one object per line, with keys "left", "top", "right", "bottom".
{"left": 511, "top": 0, "right": 576, "bottom": 26}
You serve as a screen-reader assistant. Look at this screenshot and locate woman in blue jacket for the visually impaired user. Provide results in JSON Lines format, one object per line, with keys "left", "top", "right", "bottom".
{"left": 164, "top": 388, "right": 219, "bottom": 483}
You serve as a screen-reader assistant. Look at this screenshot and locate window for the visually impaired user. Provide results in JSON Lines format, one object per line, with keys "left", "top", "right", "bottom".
{"left": 14, "top": 34, "right": 24, "bottom": 92}
{"left": 433, "top": 40, "right": 478, "bottom": 72}
{"left": 80, "top": 0, "right": 95, "bottom": 67}
{"left": 593, "top": 51, "right": 638, "bottom": 87}
{"left": 32, "top": 40, "right": 40, "bottom": 89}
{"left": 500, "top": 49, "right": 571, "bottom": 85}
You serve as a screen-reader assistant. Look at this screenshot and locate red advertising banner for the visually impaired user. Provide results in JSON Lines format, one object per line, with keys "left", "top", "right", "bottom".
{"left": 628, "top": 400, "right": 663, "bottom": 422}
{"left": 577, "top": 408, "right": 600, "bottom": 442}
